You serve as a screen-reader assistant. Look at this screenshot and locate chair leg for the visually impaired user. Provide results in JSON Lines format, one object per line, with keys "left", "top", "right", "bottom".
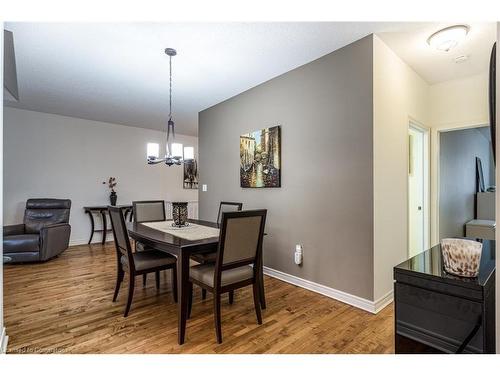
{"left": 124, "top": 274, "right": 135, "bottom": 317}
{"left": 155, "top": 271, "right": 160, "bottom": 290}
{"left": 172, "top": 267, "right": 178, "bottom": 303}
{"left": 252, "top": 282, "right": 262, "bottom": 325}
{"left": 259, "top": 271, "right": 266, "bottom": 309}
{"left": 213, "top": 292, "right": 222, "bottom": 343}
{"left": 142, "top": 274, "right": 147, "bottom": 287}
{"left": 187, "top": 281, "right": 193, "bottom": 319}
{"left": 202, "top": 288, "right": 207, "bottom": 300}
{"left": 113, "top": 269, "right": 124, "bottom": 302}
{"left": 228, "top": 290, "right": 234, "bottom": 305}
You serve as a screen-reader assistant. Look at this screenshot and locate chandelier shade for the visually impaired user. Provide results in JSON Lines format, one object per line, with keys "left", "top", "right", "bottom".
{"left": 147, "top": 143, "right": 160, "bottom": 159}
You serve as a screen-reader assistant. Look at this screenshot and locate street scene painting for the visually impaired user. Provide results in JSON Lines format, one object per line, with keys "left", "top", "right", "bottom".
{"left": 240, "top": 126, "right": 281, "bottom": 188}
{"left": 183, "top": 159, "right": 199, "bottom": 189}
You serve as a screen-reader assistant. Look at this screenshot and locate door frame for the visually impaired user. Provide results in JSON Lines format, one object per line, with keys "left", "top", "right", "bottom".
{"left": 408, "top": 119, "right": 430, "bottom": 257}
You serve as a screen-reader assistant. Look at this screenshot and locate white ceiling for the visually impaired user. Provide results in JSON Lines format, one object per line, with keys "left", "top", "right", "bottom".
{"left": 4, "top": 22, "right": 496, "bottom": 136}
{"left": 378, "top": 22, "right": 496, "bottom": 84}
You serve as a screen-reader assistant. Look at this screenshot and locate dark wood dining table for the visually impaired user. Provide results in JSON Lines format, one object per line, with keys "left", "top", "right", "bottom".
{"left": 126, "top": 219, "right": 266, "bottom": 345}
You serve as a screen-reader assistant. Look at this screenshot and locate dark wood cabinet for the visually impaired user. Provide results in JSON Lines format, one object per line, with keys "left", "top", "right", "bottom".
{"left": 394, "top": 240, "right": 496, "bottom": 354}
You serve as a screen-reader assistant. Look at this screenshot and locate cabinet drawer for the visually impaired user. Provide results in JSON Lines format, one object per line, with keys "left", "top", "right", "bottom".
{"left": 395, "top": 283, "right": 483, "bottom": 353}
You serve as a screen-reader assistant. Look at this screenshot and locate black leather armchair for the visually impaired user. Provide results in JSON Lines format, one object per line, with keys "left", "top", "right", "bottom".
{"left": 3, "top": 199, "right": 72, "bottom": 263}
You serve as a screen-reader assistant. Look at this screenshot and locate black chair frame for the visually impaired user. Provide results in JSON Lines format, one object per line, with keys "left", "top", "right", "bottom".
{"left": 187, "top": 209, "right": 267, "bottom": 343}
{"left": 109, "top": 206, "right": 177, "bottom": 317}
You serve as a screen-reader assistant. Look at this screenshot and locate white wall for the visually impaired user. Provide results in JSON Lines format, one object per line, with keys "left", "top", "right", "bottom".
{"left": 429, "top": 73, "right": 489, "bottom": 128}
{"left": 3, "top": 107, "right": 198, "bottom": 245}
{"left": 372, "top": 35, "right": 430, "bottom": 301}
{"left": 373, "top": 35, "right": 491, "bottom": 303}
{"left": 428, "top": 73, "right": 490, "bottom": 245}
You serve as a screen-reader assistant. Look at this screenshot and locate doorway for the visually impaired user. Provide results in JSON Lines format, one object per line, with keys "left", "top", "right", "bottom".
{"left": 438, "top": 125, "right": 494, "bottom": 240}
{"left": 408, "top": 122, "right": 429, "bottom": 257}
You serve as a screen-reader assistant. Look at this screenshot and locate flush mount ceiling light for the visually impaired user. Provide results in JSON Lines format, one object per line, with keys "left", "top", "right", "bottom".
{"left": 427, "top": 25, "right": 469, "bottom": 52}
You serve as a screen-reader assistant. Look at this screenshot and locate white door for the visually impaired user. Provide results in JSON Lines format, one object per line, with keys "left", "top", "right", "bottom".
{"left": 408, "top": 126, "right": 426, "bottom": 257}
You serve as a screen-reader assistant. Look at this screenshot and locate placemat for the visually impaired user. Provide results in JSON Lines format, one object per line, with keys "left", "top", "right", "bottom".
{"left": 142, "top": 221, "right": 220, "bottom": 241}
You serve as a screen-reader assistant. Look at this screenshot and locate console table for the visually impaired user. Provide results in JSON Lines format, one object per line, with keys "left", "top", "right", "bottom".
{"left": 394, "top": 240, "right": 496, "bottom": 354}
{"left": 83, "top": 205, "right": 133, "bottom": 244}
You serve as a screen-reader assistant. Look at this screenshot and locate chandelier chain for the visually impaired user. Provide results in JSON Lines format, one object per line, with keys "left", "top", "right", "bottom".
{"left": 169, "top": 54, "right": 173, "bottom": 120}
{"left": 147, "top": 47, "right": 189, "bottom": 167}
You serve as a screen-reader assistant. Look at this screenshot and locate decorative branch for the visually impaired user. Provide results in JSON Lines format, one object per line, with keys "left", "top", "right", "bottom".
{"left": 103, "top": 177, "right": 117, "bottom": 193}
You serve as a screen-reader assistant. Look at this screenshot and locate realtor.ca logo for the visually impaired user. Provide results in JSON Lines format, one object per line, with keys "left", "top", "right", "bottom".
{"left": 8, "top": 346, "right": 67, "bottom": 354}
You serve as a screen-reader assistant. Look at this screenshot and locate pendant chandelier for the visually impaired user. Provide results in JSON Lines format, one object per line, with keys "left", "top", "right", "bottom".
{"left": 147, "top": 48, "right": 194, "bottom": 166}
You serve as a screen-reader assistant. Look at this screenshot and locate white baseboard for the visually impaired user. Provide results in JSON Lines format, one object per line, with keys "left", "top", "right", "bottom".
{"left": 1, "top": 327, "right": 8, "bottom": 354}
{"left": 67, "top": 239, "right": 396, "bottom": 313}
{"left": 69, "top": 237, "right": 112, "bottom": 246}
{"left": 373, "top": 289, "right": 394, "bottom": 313}
{"left": 263, "top": 266, "right": 393, "bottom": 314}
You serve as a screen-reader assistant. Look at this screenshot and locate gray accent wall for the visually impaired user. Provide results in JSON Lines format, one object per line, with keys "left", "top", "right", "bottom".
{"left": 439, "top": 126, "right": 494, "bottom": 239}
{"left": 199, "top": 36, "right": 374, "bottom": 300}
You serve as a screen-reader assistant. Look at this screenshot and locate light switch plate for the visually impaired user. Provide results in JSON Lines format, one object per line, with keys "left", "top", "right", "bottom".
{"left": 202, "top": 184, "right": 207, "bottom": 192}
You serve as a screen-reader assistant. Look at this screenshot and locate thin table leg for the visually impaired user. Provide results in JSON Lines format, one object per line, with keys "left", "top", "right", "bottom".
{"left": 177, "top": 250, "right": 190, "bottom": 345}
{"left": 101, "top": 210, "right": 107, "bottom": 245}
{"left": 86, "top": 211, "right": 95, "bottom": 244}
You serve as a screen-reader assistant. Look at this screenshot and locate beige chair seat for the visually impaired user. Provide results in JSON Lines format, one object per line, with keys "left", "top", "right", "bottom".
{"left": 121, "top": 250, "right": 177, "bottom": 272}
{"left": 191, "top": 251, "right": 217, "bottom": 263}
{"left": 190, "top": 263, "right": 253, "bottom": 287}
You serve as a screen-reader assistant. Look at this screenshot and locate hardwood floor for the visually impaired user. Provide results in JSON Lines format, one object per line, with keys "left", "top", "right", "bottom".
{"left": 4, "top": 242, "right": 394, "bottom": 354}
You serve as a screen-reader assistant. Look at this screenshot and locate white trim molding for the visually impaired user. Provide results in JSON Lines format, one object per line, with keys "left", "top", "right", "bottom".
{"left": 69, "top": 237, "right": 111, "bottom": 247}
{"left": 263, "top": 266, "right": 393, "bottom": 314}
{"left": 1, "top": 327, "right": 8, "bottom": 354}
{"left": 373, "top": 289, "right": 394, "bottom": 313}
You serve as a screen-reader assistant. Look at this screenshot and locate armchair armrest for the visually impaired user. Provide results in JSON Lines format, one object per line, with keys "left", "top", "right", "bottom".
{"left": 39, "top": 223, "right": 71, "bottom": 261}
{"left": 3, "top": 223, "right": 25, "bottom": 236}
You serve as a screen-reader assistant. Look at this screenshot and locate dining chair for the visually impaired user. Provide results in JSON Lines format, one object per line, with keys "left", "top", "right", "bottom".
{"left": 187, "top": 209, "right": 267, "bottom": 343}
{"left": 108, "top": 206, "right": 178, "bottom": 317}
{"left": 216, "top": 201, "right": 243, "bottom": 226}
{"left": 132, "top": 200, "right": 166, "bottom": 223}
{"left": 132, "top": 200, "right": 168, "bottom": 286}
{"left": 191, "top": 201, "right": 243, "bottom": 301}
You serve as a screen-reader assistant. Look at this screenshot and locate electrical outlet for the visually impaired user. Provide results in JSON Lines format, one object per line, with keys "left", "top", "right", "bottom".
{"left": 294, "top": 244, "right": 303, "bottom": 265}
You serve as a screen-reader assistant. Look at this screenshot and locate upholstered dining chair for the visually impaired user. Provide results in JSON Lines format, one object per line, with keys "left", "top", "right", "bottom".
{"left": 132, "top": 200, "right": 168, "bottom": 286}
{"left": 190, "top": 201, "right": 243, "bottom": 301}
{"left": 216, "top": 201, "right": 243, "bottom": 226}
{"left": 108, "top": 206, "right": 178, "bottom": 317}
{"left": 187, "top": 209, "right": 267, "bottom": 343}
{"left": 132, "top": 200, "right": 166, "bottom": 224}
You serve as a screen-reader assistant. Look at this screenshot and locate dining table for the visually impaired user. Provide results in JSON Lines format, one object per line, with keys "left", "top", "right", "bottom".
{"left": 126, "top": 218, "right": 266, "bottom": 345}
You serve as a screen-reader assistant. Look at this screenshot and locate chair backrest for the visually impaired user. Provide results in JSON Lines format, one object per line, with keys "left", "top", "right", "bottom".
{"left": 23, "top": 198, "right": 71, "bottom": 234}
{"left": 215, "top": 209, "right": 267, "bottom": 284}
{"left": 216, "top": 201, "right": 243, "bottom": 225}
{"left": 133, "top": 200, "right": 166, "bottom": 223}
{"left": 108, "top": 205, "right": 134, "bottom": 269}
